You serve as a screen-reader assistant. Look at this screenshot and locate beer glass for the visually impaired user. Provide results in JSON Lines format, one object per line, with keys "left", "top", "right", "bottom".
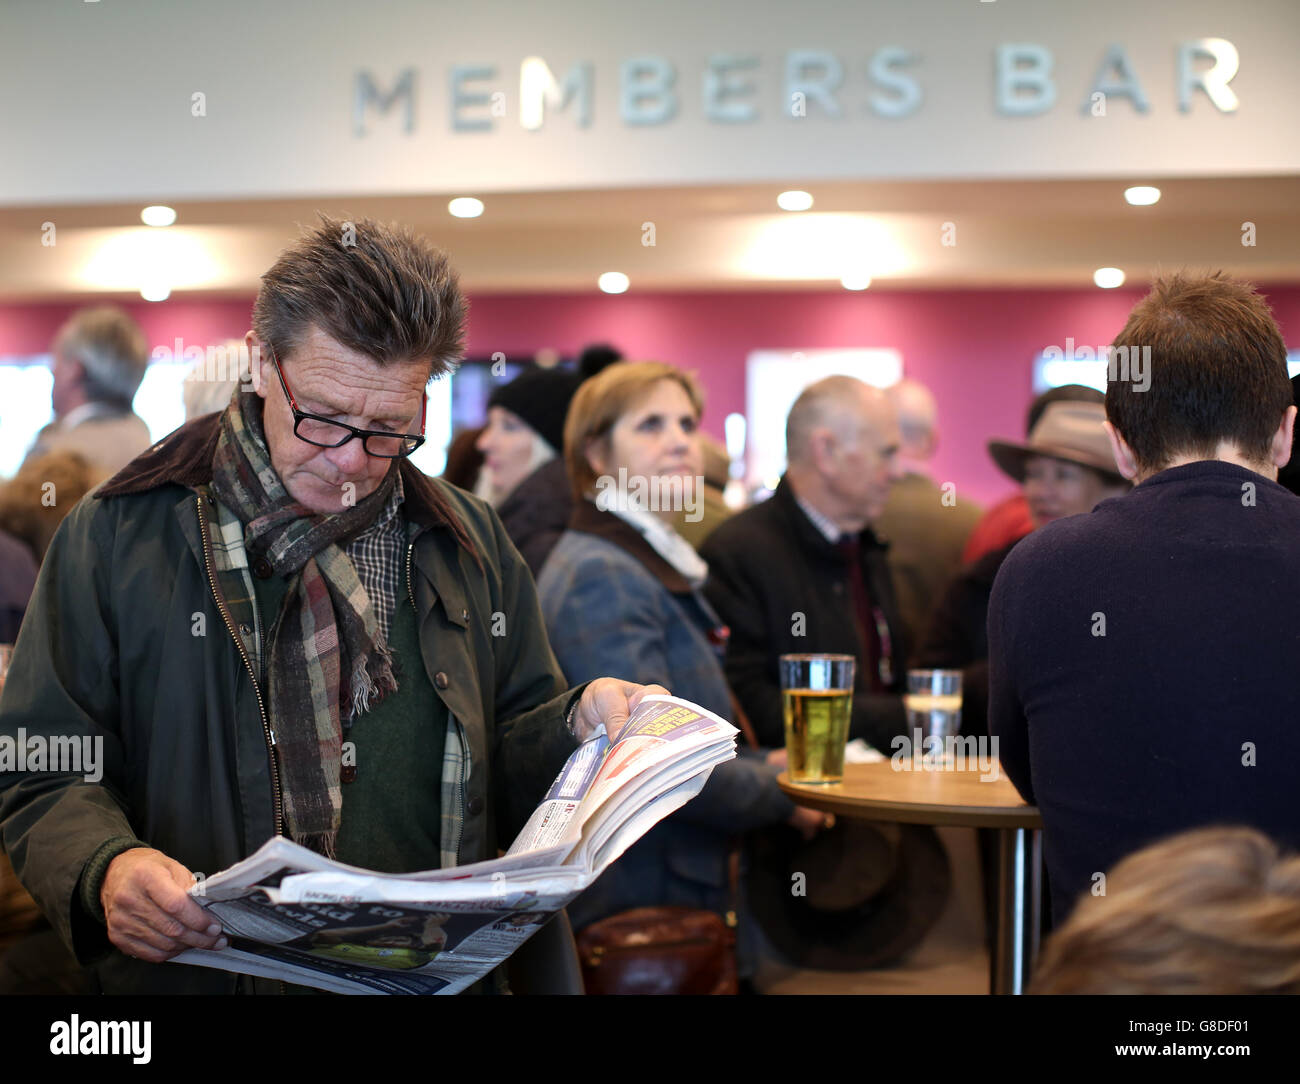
{"left": 904, "top": 669, "right": 963, "bottom": 766}
{"left": 779, "top": 654, "right": 855, "bottom": 784}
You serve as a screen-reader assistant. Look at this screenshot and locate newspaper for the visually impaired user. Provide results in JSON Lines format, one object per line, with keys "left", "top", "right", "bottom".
{"left": 171, "top": 694, "right": 738, "bottom": 994}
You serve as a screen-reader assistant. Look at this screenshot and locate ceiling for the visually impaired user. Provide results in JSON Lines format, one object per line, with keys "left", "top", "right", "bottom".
{"left": 3, "top": 175, "right": 1298, "bottom": 300}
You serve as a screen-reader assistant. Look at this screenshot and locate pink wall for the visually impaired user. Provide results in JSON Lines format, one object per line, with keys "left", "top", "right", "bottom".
{"left": 5, "top": 286, "right": 1299, "bottom": 507}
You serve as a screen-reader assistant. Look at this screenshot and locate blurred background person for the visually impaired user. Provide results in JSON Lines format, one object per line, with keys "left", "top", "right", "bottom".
{"left": 181, "top": 340, "right": 244, "bottom": 421}
{"left": 441, "top": 425, "right": 486, "bottom": 492}
{"left": 702, "top": 376, "right": 910, "bottom": 752}
{"left": 916, "top": 399, "right": 1129, "bottom": 735}
{"left": 536, "top": 361, "right": 827, "bottom": 975}
{"left": 0, "top": 528, "right": 36, "bottom": 644}
{"left": 877, "top": 379, "right": 982, "bottom": 650}
{"left": 916, "top": 398, "right": 1128, "bottom": 945}
{"left": 476, "top": 366, "right": 581, "bottom": 577}
{"left": 962, "top": 384, "right": 1105, "bottom": 564}
{"left": 23, "top": 306, "right": 152, "bottom": 478}
{"left": 1031, "top": 827, "right": 1300, "bottom": 994}
{"left": 576, "top": 342, "right": 623, "bottom": 382}
{"left": 0, "top": 450, "right": 106, "bottom": 565}
{"left": 670, "top": 432, "right": 734, "bottom": 550}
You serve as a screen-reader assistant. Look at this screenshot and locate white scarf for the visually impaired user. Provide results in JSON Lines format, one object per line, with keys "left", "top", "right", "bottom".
{"left": 599, "top": 497, "right": 710, "bottom": 589}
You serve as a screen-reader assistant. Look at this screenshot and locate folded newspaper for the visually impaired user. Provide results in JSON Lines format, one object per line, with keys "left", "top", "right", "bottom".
{"left": 171, "top": 694, "right": 738, "bottom": 994}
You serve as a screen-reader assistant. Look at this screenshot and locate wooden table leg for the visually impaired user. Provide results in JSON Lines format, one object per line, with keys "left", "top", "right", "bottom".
{"left": 991, "top": 827, "right": 1042, "bottom": 994}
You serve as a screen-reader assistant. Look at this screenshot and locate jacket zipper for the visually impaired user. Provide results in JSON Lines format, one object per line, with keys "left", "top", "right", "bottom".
{"left": 197, "top": 495, "right": 284, "bottom": 837}
{"left": 407, "top": 534, "right": 466, "bottom": 866}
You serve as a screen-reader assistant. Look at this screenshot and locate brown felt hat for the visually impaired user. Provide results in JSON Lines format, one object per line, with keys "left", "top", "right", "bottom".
{"left": 987, "top": 400, "right": 1124, "bottom": 484}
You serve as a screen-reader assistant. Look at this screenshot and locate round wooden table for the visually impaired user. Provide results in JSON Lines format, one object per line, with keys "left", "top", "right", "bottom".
{"left": 779, "top": 759, "right": 1043, "bottom": 995}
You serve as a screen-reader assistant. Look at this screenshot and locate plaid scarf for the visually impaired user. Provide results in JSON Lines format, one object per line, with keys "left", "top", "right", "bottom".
{"left": 210, "top": 390, "right": 398, "bottom": 858}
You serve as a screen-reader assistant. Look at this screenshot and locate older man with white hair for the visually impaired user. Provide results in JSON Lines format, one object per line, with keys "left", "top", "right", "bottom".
{"left": 875, "top": 379, "right": 982, "bottom": 648}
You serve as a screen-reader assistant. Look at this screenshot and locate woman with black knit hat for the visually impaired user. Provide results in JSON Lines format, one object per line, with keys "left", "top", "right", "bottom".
{"left": 475, "top": 366, "right": 581, "bottom": 576}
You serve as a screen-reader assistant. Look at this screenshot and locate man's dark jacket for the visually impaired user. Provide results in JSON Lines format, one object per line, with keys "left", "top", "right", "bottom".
{"left": 989, "top": 460, "right": 1300, "bottom": 921}
{"left": 700, "top": 477, "right": 908, "bottom": 751}
{"left": 0, "top": 413, "right": 580, "bottom": 993}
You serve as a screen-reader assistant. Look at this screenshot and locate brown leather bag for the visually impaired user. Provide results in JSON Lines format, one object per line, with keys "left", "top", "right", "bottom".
{"left": 576, "top": 905, "right": 738, "bottom": 995}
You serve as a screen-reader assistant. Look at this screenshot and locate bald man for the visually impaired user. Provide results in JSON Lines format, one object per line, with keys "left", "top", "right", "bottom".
{"left": 700, "top": 376, "right": 910, "bottom": 752}
{"left": 875, "top": 380, "right": 982, "bottom": 650}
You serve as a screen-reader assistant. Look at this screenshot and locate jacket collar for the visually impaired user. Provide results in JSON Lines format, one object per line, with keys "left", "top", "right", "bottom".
{"left": 95, "top": 409, "right": 468, "bottom": 535}
{"left": 774, "top": 475, "right": 889, "bottom": 557}
{"left": 568, "top": 498, "right": 695, "bottom": 594}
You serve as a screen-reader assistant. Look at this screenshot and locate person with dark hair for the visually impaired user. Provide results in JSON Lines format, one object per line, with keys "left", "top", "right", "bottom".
{"left": 0, "top": 215, "right": 666, "bottom": 995}
{"left": 989, "top": 271, "right": 1300, "bottom": 924}
{"left": 24, "top": 306, "right": 153, "bottom": 478}
{"left": 576, "top": 342, "right": 623, "bottom": 381}
{"left": 439, "top": 425, "right": 486, "bottom": 492}
{"left": 1031, "top": 827, "right": 1300, "bottom": 995}
{"left": 475, "top": 367, "right": 580, "bottom": 576}
{"left": 961, "top": 384, "right": 1104, "bottom": 564}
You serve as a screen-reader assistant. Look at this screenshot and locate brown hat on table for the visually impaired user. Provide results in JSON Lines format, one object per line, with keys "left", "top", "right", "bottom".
{"left": 988, "top": 400, "right": 1125, "bottom": 484}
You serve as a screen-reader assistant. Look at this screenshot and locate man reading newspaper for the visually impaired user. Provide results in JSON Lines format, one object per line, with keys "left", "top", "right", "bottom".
{"left": 0, "top": 218, "right": 669, "bottom": 995}
{"left": 179, "top": 695, "right": 740, "bottom": 994}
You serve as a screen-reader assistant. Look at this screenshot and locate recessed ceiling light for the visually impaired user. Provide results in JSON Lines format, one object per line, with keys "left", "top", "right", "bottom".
{"left": 141, "top": 205, "right": 177, "bottom": 227}
{"left": 1124, "top": 186, "right": 1161, "bottom": 206}
{"left": 1094, "top": 267, "right": 1126, "bottom": 289}
{"left": 598, "top": 272, "right": 629, "bottom": 294}
{"left": 141, "top": 282, "right": 172, "bottom": 301}
{"left": 448, "top": 197, "right": 484, "bottom": 219}
{"left": 841, "top": 272, "right": 872, "bottom": 291}
{"left": 777, "top": 190, "right": 813, "bottom": 212}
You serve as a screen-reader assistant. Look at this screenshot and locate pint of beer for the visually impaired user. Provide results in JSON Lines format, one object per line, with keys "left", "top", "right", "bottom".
{"left": 779, "top": 654, "right": 855, "bottom": 784}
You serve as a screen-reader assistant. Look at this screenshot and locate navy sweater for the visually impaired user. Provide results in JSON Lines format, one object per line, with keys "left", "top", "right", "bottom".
{"left": 988, "top": 460, "right": 1300, "bottom": 921}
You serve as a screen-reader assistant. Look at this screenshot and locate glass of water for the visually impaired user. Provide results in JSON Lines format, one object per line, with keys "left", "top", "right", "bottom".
{"left": 904, "top": 669, "right": 963, "bottom": 766}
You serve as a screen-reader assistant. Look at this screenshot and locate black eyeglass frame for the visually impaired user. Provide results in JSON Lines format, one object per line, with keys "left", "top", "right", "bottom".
{"left": 267, "top": 344, "right": 428, "bottom": 459}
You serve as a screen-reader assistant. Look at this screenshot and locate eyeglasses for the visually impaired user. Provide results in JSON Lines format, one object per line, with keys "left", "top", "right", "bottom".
{"left": 268, "top": 345, "right": 427, "bottom": 459}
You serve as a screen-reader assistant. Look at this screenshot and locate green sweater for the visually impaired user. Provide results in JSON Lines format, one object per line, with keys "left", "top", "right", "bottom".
{"left": 254, "top": 557, "right": 445, "bottom": 874}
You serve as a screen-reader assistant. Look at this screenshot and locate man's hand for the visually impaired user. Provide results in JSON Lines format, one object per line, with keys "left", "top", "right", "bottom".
{"left": 101, "top": 848, "right": 227, "bottom": 963}
{"left": 573, "top": 678, "right": 670, "bottom": 743}
{"left": 788, "top": 806, "right": 835, "bottom": 841}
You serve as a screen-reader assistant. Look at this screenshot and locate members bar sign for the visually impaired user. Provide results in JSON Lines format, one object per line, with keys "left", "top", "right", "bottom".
{"left": 354, "top": 39, "right": 1239, "bottom": 137}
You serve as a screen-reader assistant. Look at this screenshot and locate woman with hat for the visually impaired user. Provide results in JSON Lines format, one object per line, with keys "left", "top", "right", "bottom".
{"left": 475, "top": 366, "right": 581, "bottom": 577}
{"left": 915, "top": 399, "right": 1130, "bottom": 946}
{"left": 915, "top": 399, "right": 1131, "bottom": 733}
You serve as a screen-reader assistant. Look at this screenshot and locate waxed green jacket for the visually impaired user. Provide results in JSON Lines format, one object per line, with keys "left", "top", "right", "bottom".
{"left": 0, "top": 412, "right": 581, "bottom": 994}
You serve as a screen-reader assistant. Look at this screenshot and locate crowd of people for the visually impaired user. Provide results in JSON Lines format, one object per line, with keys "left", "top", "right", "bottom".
{"left": 1, "top": 216, "right": 1299, "bottom": 995}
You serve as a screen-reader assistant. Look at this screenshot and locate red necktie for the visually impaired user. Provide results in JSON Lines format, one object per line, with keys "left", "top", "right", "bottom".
{"left": 836, "top": 536, "right": 886, "bottom": 693}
